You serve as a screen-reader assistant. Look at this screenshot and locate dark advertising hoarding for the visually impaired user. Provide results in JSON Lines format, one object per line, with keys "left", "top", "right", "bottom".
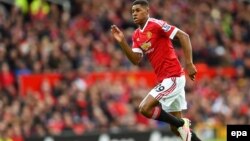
{"left": 26, "top": 130, "right": 180, "bottom": 141}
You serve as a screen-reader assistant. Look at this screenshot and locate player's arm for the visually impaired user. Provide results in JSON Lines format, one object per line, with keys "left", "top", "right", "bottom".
{"left": 174, "top": 30, "right": 197, "bottom": 80}
{"left": 111, "top": 25, "right": 142, "bottom": 65}
{"left": 175, "top": 30, "right": 193, "bottom": 66}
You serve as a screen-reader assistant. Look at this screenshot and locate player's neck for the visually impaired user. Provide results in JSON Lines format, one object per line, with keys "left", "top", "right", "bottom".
{"left": 139, "top": 17, "right": 149, "bottom": 30}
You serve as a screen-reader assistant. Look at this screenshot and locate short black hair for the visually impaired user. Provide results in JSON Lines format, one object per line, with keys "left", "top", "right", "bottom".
{"left": 132, "top": 0, "right": 149, "bottom": 7}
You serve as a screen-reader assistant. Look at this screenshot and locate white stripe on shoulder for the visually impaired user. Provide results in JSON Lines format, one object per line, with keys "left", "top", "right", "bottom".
{"left": 149, "top": 18, "right": 165, "bottom": 26}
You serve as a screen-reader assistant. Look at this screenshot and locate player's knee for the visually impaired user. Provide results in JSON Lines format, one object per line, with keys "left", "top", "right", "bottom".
{"left": 138, "top": 102, "right": 151, "bottom": 117}
{"left": 170, "top": 125, "right": 179, "bottom": 136}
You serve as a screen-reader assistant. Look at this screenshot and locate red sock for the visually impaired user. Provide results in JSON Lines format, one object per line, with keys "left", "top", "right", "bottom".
{"left": 149, "top": 106, "right": 161, "bottom": 119}
{"left": 148, "top": 106, "right": 183, "bottom": 127}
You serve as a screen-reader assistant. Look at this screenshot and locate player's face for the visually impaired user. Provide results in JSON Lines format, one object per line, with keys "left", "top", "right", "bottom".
{"left": 132, "top": 4, "right": 149, "bottom": 25}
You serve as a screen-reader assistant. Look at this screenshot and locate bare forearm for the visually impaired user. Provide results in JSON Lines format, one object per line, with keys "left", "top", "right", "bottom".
{"left": 175, "top": 30, "right": 197, "bottom": 80}
{"left": 110, "top": 25, "right": 141, "bottom": 65}
{"left": 181, "top": 36, "right": 193, "bottom": 65}
{"left": 176, "top": 31, "right": 193, "bottom": 65}
{"left": 118, "top": 39, "right": 141, "bottom": 65}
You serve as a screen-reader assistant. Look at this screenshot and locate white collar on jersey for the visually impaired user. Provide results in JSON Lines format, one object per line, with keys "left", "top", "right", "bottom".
{"left": 139, "top": 16, "right": 150, "bottom": 32}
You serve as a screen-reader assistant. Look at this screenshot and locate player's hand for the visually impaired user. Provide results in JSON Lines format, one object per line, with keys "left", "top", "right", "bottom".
{"left": 111, "top": 25, "right": 125, "bottom": 43}
{"left": 186, "top": 63, "right": 197, "bottom": 81}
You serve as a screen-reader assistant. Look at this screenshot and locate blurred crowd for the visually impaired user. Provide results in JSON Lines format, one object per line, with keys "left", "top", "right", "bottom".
{"left": 0, "top": 0, "right": 250, "bottom": 140}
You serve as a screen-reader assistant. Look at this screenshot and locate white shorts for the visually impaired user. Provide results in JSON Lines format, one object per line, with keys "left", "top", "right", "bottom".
{"left": 149, "top": 75, "right": 187, "bottom": 112}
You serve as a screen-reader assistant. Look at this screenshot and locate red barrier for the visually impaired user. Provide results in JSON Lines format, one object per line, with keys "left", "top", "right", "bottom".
{"left": 18, "top": 64, "right": 236, "bottom": 96}
{"left": 19, "top": 73, "right": 61, "bottom": 96}
{"left": 86, "top": 71, "right": 157, "bottom": 86}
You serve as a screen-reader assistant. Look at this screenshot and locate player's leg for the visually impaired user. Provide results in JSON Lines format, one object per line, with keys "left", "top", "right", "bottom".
{"left": 169, "top": 111, "right": 182, "bottom": 136}
{"left": 139, "top": 76, "right": 189, "bottom": 129}
{"left": 158, "top": 76, "right": 191, "bottom": 141}
{"left": 165, "top": 76, "right": 202, "bottom": 141}
{"left": 170, "top": 112, "right": 201, "bottom": 141}
{"left": 138, "top": 94, "right": 184, "bottom": 128}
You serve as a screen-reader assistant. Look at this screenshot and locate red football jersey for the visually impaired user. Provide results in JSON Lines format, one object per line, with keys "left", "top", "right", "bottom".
{"left": 132, "top": 17, "right": 184, "bottom": 82}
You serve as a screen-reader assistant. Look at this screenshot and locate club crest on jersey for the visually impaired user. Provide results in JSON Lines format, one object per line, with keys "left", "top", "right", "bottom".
{"left": 146, "top": 31, "right": 152, "bottom": 39}
{"left": 141, "top": 42, "right": 151, "bottom": 51}
{"left": 162, "top": 24, "right": 171, "bottom": 32}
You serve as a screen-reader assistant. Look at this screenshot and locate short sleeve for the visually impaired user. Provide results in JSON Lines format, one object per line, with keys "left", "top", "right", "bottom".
{"left": 132, "top": 33, "right": 143, "bottom": 54}
{"left": 160, "top": 22, "right": 179, "bottom": 40}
